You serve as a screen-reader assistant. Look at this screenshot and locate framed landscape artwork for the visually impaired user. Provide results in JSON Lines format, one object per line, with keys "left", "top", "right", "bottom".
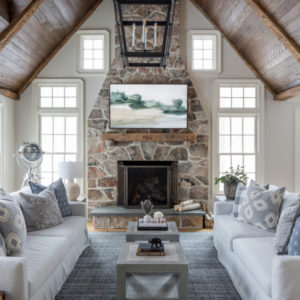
{"left": 109, "top": 84, "right": 188, "bottom": 129}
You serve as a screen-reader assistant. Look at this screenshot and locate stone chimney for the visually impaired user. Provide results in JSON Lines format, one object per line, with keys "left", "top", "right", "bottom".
{"left": 87, "top": 0, "right": 209, "bottom": 215}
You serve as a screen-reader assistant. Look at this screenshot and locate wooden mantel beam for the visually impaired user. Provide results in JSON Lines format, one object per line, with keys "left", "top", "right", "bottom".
{"left": 0, "top": 88, "right": 19, "bottom": 100}
{"left": 0, "top": 0, "right": 45, "bottom": 52}
{"left": 275, "top": 85, "right": 300, "bottom": 101}
{"left": 244, "top": 0, "right": 300, "bottom": 64}
{"left": 190, "top": 0, "right": 275, "bottom": 96}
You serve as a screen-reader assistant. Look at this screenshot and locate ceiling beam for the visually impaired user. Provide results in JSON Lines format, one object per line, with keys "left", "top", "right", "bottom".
{"left": 17, "top": 0, "right": 104, "bottom": 95}
{"left": 0, "top": 87, "right": 19, "bottom": 100}
{"left": 190, "top": 0, "right": 275, "bottom": 96}
{"left": 0, "top": 0, "right": 45, "bottom": 52}
{"left": 244, "top": 0, "right": 300, "bottom": 64}
{"left": 275, "top": 85, "right": 300, "bottom": 101}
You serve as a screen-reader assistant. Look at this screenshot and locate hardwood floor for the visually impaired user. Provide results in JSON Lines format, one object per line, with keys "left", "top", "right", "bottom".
{"left": 87, "top": 221, "right": 212, "bottom": 233}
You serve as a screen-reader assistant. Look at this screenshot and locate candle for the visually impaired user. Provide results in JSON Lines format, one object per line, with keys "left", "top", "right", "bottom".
{"left": 154, "top": 22, "right": 157, "bottom": 48}
{"left": 142, "top": 20, "right": 146, "bottom": 43}
{"left": 144, "top": 26, "right": 148, "bottom": 50}
{"left": 132, "top": 23, "right": 136, "bottom": 49}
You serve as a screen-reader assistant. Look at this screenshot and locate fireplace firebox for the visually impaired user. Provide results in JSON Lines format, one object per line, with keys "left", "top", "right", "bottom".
{"left": 117, "top": 161, "right": 177, "bottom": 208}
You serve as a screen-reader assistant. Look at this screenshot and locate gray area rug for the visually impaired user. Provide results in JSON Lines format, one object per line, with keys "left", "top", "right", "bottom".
{"left": 56, "top": 232, "right": 241, "bottom": 300}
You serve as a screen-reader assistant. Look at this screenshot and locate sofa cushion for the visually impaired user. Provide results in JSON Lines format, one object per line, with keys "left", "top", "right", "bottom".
{"left": 21, "top": 235, "right": 69, "bottom": 297}
{"left": 0, "top": 189, "right": 27, "bottom": 255}
{"left": 238, "top": 180, "right": 285, "bottom": 232}
{"left": 29, "top": 179, "right": 71, "bottom": 217}
{"left": 233, "top": 237, "right": 274, "bottom": 296}
{"left": 214, "top": 215, "right": 274, "bottom": 250}
{"left": 28, "top": 216, "right": 86, "bottom": 247}
{"left": 19, "top": 188, "right": 63, "bottom": 232}
{"left": 275, "top": 195, "right": 300, "bottom": 254}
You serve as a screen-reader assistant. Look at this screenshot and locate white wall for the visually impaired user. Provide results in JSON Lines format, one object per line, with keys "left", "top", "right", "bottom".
{"left": 0, "top": 94, "right": 15, "bottom": 192}
{"left": 14, "top": 0, "right": 300, "bottom": 193}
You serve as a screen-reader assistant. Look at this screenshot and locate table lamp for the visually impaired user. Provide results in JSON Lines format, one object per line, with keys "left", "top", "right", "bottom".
{"left": 58, "top": 161, "right": 83, "bottom": 201}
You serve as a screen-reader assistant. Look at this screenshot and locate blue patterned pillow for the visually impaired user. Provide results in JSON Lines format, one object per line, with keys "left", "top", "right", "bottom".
{"left": 288, "top": 217, "right": 300, "bottom": 255}
{"left": 237, "top": 180, "right": 285, "bottom": 232}
{"left": 29, "top": 179, "right": 71, "bottom": 217}
{"left": 232, "top": 183, "right": 247, "bottom": 217}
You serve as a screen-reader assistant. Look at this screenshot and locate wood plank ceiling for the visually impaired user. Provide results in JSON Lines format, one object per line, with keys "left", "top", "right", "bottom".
{"left": 0, "top": 0, "right": 103, "bottom": 100}
{"left": 0, "top": 0, "right": 299, "bottom": 100}
{"left": 191, "top": 0, "right": 300, "bottom": 100}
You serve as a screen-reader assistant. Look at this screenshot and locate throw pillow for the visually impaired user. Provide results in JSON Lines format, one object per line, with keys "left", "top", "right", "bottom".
{"left": 19, "top": 187, "right": 63, "bottom": 232}
{"left": 237, "top": 180, "right": 285, "bottom": 232}
{"left": 0, "top": 234, "right": 6, "bottom": 256}
{"left": 0, "top": 190, "right": 27, "bottom": 255}
{"left": 232, "top": 183, "right": 247, "bottom": 217}
{"left": 288, "top": 216, "right": 300, "bottom": 255}
{"left": 29, "top": 179, "right": 71, "bottom": 217}
{"left": 274, "top": 193, "right": 300, "bottom": 254}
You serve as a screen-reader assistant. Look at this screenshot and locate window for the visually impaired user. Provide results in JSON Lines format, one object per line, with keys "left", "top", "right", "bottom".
{"left": 187, "top": 30, "right": 221, "bottom": 73}
{"left": 212, "top": 80, "right": 264, "bottom": 194}
{"left": 77, "top": 30, "right": 109, "bottom": 74}
{"left": 33, "top": 79, "right": 84, "bottom": 186}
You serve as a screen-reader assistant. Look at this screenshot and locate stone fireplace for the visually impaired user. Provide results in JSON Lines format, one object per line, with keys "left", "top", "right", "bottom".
{"left": 117, "top": 161, "right": 177, "bottom": 208}
{"left": 87, "top": 0, "right": 209, "bottom": 218}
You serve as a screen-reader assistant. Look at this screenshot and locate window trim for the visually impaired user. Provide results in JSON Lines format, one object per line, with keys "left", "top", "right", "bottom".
{"left": 32, "top": 79, "right": 85, "bottom": 188}
{"left": 76, "top": 29, "right": 110, "bottom": 75}
{"left": 187, "top": 30, "right": 222, "bottom": 74}
{"left": 212, "top": 79, "right": 265, "bottom": 196}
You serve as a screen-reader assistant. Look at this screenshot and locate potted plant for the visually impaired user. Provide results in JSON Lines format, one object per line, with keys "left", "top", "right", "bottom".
{"left": 215, "top": 165, "right": 248, "bottom": 200}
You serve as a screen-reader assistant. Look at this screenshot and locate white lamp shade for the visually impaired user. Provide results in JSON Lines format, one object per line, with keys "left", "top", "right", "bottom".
{"left": 58, "top": 162, "right": 83, "bottom": 179}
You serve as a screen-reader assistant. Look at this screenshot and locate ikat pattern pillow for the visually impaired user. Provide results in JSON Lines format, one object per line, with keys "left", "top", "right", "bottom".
{"left": 232, "top": 183, "right": 247, "bottom": 217}
{"left": 288, "top": 217, "right": 300, "bottom": 255}
{"left": 29, "top": 179, "right": 71, "bottom": 217}
{"left": 0, "top": 189, "right": 27, "bottom": 255}
{"left": 274, "top": 194, "right": 300, "bottom": 254}
{"left": 237, "top": 180, "right": 285, "bottom": 232}
{"left": 0, "top": 234, "right": 6, "bottom": 256}
{"left": 19, "top": 187, "right": 63, "bottom": 232}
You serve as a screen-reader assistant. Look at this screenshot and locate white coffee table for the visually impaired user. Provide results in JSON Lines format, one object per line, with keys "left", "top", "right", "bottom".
{"left": 126, "top": 221, "right": 179, "bottom": 242}
{"left": 116, "top": 242, "right": 188, "bottom": 300}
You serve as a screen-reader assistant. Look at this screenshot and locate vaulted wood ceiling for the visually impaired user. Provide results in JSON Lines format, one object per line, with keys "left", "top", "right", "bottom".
{"left": 0, "top": 0, "right": 103, "bottom": 100}
{"left": 191, "top": 0, "right": 300, "bottom": 100}
{"left": 0, "top": 0, "right": 299, "bottom": 100}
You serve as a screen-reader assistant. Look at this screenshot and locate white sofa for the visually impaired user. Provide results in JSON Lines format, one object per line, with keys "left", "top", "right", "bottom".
{"left": 214, "top": 198, "right": 300, "bottom": 300}
{"left": 0, "top": 200, "right": 88, "bottom": 300}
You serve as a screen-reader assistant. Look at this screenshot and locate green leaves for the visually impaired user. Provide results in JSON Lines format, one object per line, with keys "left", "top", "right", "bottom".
{"left": 215, "top": 165, "right": 248, "bottom": 186}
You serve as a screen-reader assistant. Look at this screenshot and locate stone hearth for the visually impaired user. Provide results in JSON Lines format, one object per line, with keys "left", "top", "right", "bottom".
{"left": 87, "top": 0, "right": 209, "bottom": 225}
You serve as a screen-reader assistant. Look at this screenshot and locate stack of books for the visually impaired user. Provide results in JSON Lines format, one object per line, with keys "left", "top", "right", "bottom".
{"left": 137, "top": 218, "right": 168, "bottom": 231}
{"left": 136, "top": 243, "right": 165, "bottom": 256}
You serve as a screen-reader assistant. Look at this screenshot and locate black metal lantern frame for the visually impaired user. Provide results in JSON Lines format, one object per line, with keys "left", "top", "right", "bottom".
{"left": 113, "top": 0, "right": 177, "bottom": 68}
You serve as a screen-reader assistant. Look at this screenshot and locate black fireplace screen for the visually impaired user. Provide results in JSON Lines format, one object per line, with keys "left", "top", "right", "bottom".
{"left": 117, "top": 161, "right": 177, "bottom": 209}
{"left": 127, "top": 166, "right": 169, "bottom": 207}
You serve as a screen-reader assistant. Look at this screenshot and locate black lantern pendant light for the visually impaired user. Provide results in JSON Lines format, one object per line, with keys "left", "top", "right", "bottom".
{"left": 113, "top": 0, "right": 177, "bottom": 68}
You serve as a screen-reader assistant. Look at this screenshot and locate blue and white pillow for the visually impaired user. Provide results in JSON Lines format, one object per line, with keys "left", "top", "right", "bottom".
{"left": 237, "top": 180, "right": 285, "bottom": 232}
{"left": 288, "top": 217, "right": 300, "bottom": 255}
{"left": 232, "top": 183, "right": 247, "bottom": 217}
{"left": 0, "top": 234, "right": 6, "bottom": 256}
{"left": 29, "top": 179, "right": 71, "bottom": 217}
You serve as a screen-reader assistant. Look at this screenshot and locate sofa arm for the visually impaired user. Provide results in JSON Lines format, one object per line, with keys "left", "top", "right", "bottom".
{"left": 214, "top": 201, "right": 234, "bottom": 216}
{"left": 0, "top": 257, "right": 27, "bottom": 300}
{"left": 69, "top": 202, "right": 86, "bottom": 217}
{"left": 272, "top": 255, "right": 300, "bottom": 300}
